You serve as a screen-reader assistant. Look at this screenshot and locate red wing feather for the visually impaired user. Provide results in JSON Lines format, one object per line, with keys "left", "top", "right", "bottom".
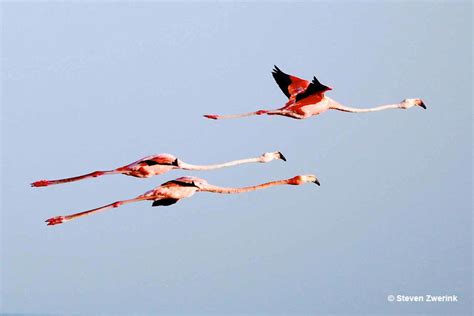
{"left": 272, "top": 66, "right": 332, "bottom": 111}
{"left": 294, "top": 76, "right": 332, "bottom": 102}
{"left": 272, "top": 66, "right": 310, "bottom": 99}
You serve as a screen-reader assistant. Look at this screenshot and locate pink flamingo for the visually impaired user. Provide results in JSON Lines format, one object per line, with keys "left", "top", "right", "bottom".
{"left": 45, "top": 174, "right": 320, "bottom": 225}
{"left": 31, "top": 151, "right": 286, "bottom": 187}
{"left": 204, "top": 65, "right": 426, "bottom": 120}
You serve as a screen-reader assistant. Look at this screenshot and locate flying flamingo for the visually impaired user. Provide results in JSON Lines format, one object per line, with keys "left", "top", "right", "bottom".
{"left": 204, "top": 65, "right": 426, "bottom": 120}
{"left": 45, "top": 174, "right": 320, "bottom": 225}
{"left": 31, "top": 151, "right": 286, "bottom": 187}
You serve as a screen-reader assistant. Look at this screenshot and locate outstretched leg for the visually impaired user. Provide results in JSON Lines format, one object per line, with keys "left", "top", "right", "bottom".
{"left": 266, "top": 110, "right": 307, "bottom": 119}
{"left": 204, "top": 110, "right": 270, "bottom": 120}
{"left": 31, "top": 170, "right": 121, "bottom": 187}
{"left": 45, "top": 197, "right": 147, "bottom": 226}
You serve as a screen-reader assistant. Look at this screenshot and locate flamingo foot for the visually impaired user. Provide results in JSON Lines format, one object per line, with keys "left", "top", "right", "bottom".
{"left": 203, "top": 114, "right": 219, "bottom": 120}
{"left": 45, "top": 216, "right": 68, "bottom": 226}
{"left": 31, "top": 180, "right": 51, "bottom": 187}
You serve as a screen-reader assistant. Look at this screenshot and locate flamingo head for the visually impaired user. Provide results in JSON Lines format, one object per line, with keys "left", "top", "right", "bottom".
{"left": 261, "top": 151, "right": 287, "bottom": 162}
{"left": 400, "top": 98, "right": 426, "bottom": 110}
{"left": 289, "top": 174, "right": 320, "bottom": 186}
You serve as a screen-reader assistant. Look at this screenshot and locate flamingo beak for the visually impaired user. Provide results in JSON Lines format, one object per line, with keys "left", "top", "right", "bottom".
{"left": 313, "top": 178, "right": 320, "bottom": 186}
{"left": 277, "top": 152, "right": 287, "bottom": 161}
{"left": 419, "top": 101, "right": 427, "bottom": 109}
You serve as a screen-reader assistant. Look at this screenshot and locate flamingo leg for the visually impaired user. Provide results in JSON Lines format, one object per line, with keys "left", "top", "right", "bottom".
{"left": 45, "top": 197, "right": 147, "bottom": 226}
{"left": 266, "top": 110, "right": 306, "bottom": 119}
{"left": 31, "top": 170, "right": 120, "bottom": 187}
{"left": 203, "top": 110, "right": 270, "bottom": 120}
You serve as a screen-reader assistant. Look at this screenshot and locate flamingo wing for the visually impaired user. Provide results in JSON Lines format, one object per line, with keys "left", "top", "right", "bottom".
{"left": 280, "top": 75, "right": 333, "bottom": 111}
{"left": 294, "top": 76, "right": 332, "bottom": 102}
{"left": 141, "top": 158, "right": 178, "bottom": 166}
{"left": 161, "top": 176, "right": 208, "bottom": 189}
{"left": 139, "top": 154, "right": 179, "bottom": 166}
{"left": 152, "top": 198, "right": 179, "bottom": 206}
{"left": 272, "top": 65, "right": 310, "bottom": 99}
{"left": 162, "top": 177, "right": 200, "bottom": 187}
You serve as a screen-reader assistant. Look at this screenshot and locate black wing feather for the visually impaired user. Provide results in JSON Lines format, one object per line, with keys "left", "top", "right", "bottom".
{"left": 152, "top": 198, "right": 179, "bottom": 207}
{"left": 141, "top": 159, "right": 179, "bottom": 166}
{"left": 165, "top": 180, "right": 199, "bottom": 187}
{"left": 294, "top": 76, "right": 330, "bottom": 102}
{"left": 141, "top": 160, "right": 160, "bottom": 166}
{"left": 272, "top": 65, "right": 292, "bottom": 98}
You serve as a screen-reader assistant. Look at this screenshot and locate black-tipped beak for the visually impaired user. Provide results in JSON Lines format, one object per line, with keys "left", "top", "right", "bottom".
{"left": 278, "top": 152, "right": 287, "bottom": 162}
{"left": 419, "top": 101, "right": 426, "bottom": 109}
{"left": 313, "top": 178, "right": 320, "bottom": 186}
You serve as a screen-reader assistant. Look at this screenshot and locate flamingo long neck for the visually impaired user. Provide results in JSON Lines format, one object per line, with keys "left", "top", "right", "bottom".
{"left": 201, "top": 179, "right": 290, "bottom": 194}
{"left": 327, "top": 97, "right": 401, "bottom": 113}
{"left": 31, "top": 170, "right": 120, "bottom": 187}
{"left": 178, "top": 157, "right": 262, "bottom": 171}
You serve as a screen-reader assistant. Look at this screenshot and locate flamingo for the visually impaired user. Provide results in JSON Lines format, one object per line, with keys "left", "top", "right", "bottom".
{"left": 31, "top": 151, "right": 286, "bottom": 187}
{"left": 45, "top": 174, "right": 320, "bottom": 225}
{"left": 204, "top": 65, "right": 426, "bottom": 120}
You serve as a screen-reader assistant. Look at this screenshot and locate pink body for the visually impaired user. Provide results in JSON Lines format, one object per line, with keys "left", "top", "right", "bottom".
{"left": 117, "top": 154, "right": 178, "bottom": 178}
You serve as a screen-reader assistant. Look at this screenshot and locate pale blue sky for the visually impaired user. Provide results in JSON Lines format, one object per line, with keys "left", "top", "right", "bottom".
{"left": 1, "top": 1, "right": 472, "bottom": 315}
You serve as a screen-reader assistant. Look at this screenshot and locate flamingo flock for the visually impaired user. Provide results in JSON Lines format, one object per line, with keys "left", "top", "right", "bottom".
{"left": 34, "top": 66, "right": 426, "bottom": 226}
